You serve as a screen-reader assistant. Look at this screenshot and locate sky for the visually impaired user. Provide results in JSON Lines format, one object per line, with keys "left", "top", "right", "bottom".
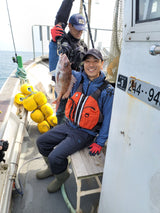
{"left": 0, "top": 0, "right": 115, "bottom": 52}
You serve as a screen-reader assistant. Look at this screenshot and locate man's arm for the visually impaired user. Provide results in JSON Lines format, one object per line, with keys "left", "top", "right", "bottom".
{"left": 49, "top": 0, "right": 75, "bottom": 73}
{"left": 51, "top": 0, "right": 75, "bottom": 43}
{"left": 96, "top": 87, "right": 114, "bottom": 146}
{"left": 89, "top": 87, "right": 114, "bottom": 155}
{"left": 55, "top": 0, "right": 75, "bottom": 27}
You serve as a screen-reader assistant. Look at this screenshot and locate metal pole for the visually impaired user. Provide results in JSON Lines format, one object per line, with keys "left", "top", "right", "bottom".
{"left": 6, "top": 0, "right": 17, "bottom": 57}
{"left": 32, "top": 26, "right": 36, "bottom": 60}
{"left": 82, "top": 0, "right": 94, "bottom": 48}
{"left": 39, "top": 26, "right": 44, "bottom": 56}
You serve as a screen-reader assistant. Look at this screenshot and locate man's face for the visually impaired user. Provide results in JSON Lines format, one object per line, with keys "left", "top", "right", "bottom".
{"left": 68, "top": 23, "right": 83, "bottom": 39}
{"left": 84, "top": 55, "right": 104, "bottom": 81}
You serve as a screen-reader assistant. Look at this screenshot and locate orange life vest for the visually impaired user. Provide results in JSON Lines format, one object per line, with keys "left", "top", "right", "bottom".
{"left": 65, "top": 80, "right": 108, "bottom": 131}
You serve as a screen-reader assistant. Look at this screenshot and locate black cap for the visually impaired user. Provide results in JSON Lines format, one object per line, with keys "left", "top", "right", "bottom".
{"left": 83, "top": 49, "right": 103, "bottom": 61}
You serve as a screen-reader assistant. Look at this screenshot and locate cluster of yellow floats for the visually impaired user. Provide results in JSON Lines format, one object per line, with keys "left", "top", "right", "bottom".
{"left": 14, "top": 83, "right": 57, "bottom": 133}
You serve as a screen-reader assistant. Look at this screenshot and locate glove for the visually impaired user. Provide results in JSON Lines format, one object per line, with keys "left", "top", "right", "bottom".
{"left": 88, "top": 143, "right": 102, "bottom": 156}
{"left": 51, "top": 24, "right": 64, "bottom": 42}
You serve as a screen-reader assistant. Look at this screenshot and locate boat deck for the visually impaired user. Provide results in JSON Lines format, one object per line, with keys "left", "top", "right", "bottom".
{"left": 11, "top": 119, "right": 100, "bottom": 213}
{"left": 8, "top": 58, "right": 101, "bottom": 213}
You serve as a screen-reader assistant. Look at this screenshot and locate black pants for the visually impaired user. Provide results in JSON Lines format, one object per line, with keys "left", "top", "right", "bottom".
{"left": 36, "top": 122, "right": 95, "bottom": 174}
{"left": 56, "top": 98, "right": 68, "bottom": 124}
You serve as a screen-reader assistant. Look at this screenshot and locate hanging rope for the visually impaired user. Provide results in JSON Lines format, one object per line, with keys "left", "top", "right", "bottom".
{"left": 15, "top": 67, "right": 28, "bottom": 84}
{"left": 15, "top": 55, "right": 28, "bottom": 83}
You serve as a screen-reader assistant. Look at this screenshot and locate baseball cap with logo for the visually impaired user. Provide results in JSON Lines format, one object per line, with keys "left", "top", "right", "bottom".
{"left": 69, "top": 13, "right": 86, "bottom": 31}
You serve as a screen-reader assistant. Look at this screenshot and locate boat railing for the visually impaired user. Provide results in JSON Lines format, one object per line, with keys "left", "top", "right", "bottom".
{"left": 87, "top": 27, "right": 112, "bottom": 50}
{"left": 31, "top": 24, "right": 112, "bottom": 59}
{"left": 32, "top": 25, "right": 52, "bottom": 59}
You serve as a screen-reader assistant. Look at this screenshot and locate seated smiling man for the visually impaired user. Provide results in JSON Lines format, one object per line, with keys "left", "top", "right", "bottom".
{"left": 49, "top": 0, "right": 88, "bottom": 125}
{"left": 36, "top": 49, "right": 114, "bottom": 193}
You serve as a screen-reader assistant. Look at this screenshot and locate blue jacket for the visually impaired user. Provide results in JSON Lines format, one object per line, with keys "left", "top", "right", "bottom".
{"left": 68, "top": 70, "right": 114, "bottom": 147}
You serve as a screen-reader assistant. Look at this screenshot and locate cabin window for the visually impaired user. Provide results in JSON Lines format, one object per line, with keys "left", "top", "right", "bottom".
{"left": 136, "top": 0, "right": 160, "bottom": 22}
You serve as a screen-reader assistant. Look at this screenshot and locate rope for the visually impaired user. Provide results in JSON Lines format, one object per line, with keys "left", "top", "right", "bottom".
{"left": 15, "top": 156, "right": 42, "bottom": 196}
{"left": 61, "top": 184, "right": 76, "bottom": 213}
{"left": 15, "top": 67, "right": 28, "bottom": 84}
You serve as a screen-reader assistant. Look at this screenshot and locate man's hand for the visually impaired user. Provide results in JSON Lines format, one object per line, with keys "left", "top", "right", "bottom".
{"left": 51, "top": 24, "right": 64, "bottom": 42}
{"left": 88, "top": 143, "right": 102, "bottom": 156}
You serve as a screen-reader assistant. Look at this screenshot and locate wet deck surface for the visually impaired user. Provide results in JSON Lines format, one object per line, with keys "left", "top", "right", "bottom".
{"left": 11, "top": 119, "right": 100, "bottom": 213}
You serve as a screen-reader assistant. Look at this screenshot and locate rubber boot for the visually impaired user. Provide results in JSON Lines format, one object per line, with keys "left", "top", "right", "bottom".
{"left": 36, "top": 156, "right": 53, "bottom": 179}
{"left": 47, "top": 168, "right": 70, "bottom": 193}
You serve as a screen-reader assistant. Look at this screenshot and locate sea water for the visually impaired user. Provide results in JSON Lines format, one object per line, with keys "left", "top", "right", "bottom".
{"left": 0, "top": 51, "right": 42, "bottom": 90}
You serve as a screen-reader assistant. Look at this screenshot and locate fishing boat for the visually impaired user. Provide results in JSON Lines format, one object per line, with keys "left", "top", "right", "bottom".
{"left": 0, "top": 0, "right": 160, "bottom": 212}
{"left": 99, "top": 0, "right": 160, "bottom": 212}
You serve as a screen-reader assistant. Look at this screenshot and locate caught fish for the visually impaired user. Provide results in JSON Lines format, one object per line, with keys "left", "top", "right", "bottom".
{"left": 53, "top": 53, "right": 76, "bottom": 108}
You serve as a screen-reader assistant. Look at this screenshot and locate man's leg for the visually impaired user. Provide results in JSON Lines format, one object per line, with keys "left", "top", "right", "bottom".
{"left": 56, "top": 98, "right": 68, "bottom": 124}
{"left": 47, "top": 127, "right": 94, "bottom": 192}
{"left": 36, "top": 123, "right": 68, "bottom": 179}
{"left": 36, "top": 123, "right": 67, "bottom": 157}
{"left": 36, "top": 156, "right": 52, "bottom": 179}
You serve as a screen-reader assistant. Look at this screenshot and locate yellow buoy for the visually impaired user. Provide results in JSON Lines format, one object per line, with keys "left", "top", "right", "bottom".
{"left": 30, "top": 109, "right": 44, "bottom": 123}
{"left": 23, "top": 95, "right": 37, "bottom": 111}
{"left": 14, "top": 93, "right": 25, "bottom": 105}
{"left": 21, "top": 83, "right": 34, "bottom": 95}
{"left": 33, "top": 91, "right": 47, "bottom": 106}
{"left": 47, "top": 115, "right": 57, "bottom": 127}
{"left": 37, "top": 120, "right": 50, "bottom": 133}
{"left": 40, "top": 103, "right": 54, "bottom": 118}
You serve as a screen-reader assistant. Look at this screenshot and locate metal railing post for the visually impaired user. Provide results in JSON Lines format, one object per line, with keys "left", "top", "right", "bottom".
{"left": 32, "top": 26, "right": 35, "bottom": 60}
{"left": 39, "top": 26, "right": 44, "bottom": 56}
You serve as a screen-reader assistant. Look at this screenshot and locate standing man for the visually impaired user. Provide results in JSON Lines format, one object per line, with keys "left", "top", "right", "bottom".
{"left": 36, "top": 49, "right": 114, "bottom": 193}
{"left": 49, "top": 0, "right": 88, "bottom": 124}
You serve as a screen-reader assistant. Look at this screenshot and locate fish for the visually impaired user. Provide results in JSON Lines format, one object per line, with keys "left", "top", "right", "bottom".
{"left": 53, "top": 53, "right": 76, "bottom": 109}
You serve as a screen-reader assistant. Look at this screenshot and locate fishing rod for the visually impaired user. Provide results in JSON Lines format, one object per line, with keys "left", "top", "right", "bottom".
{"left": 6, "top": 0, "right": 18, "bottom": 61}
{"left": 5, "top": 0, "right": 27, "bottom": 82}
{"left": 82, "top": 0, "right": 94, "bottom": 48}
